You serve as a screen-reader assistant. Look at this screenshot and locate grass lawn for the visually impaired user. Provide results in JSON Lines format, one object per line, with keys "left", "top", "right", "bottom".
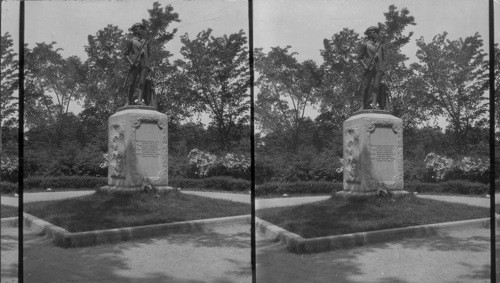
{"left": 1, "top": 205, "right": 18, "bottom": 218}
{"left": 257, "top": 195, "right": 489, "bottom": 238}
{"left": 24, "top": 190, "right": 250, "bottom": 232}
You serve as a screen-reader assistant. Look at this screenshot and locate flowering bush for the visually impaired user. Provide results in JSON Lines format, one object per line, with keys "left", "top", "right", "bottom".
{"left": 424, "top": 152, "right": 489, "bottom": 183}
{"left": 188, "top": 149, "right": 217, "bottom": 177}
{"left": 424, "top": 153, "right": 454, "bottom": 181}
{"left": 1, "top": 156, "right": 18, "bottom": 182}
{"left": 187, "top": 149, "right": 250, "bottom": 179}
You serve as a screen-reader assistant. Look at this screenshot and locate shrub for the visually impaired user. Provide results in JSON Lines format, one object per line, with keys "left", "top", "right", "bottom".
{"left": 254, "top": 158, "right": 276, "bottom": 184}
{"left": 403, "top": 159, "right": 428, "bottom": 182}
{"left": 405, "top": 182, "right": 443, "bottom": 194}
{"left": 424, "top": 153, "right": 489, "bottom": 183}
{"left": 0, "top": 181, "right": 18, "bottom": 194}
{"left": 187, "top": 149, "right": 250, "bottom": 179}
{"left": 439, "top": 180, "right": 489, "bottom": 195}
{"left": 256, "top": 181, "right": 343, "bottom": 197}
{"left": 168, "top": 154, "right": 191, "bottom": 179}
{"left": 202, "top": 176, "right": 250, "bottom": 192}
{"left": 24, "top": 176, "right": 107, "bottom": 190}
{"left": 1, "top": 156, "right": 18, "bottom": 183}
{"left": 169, "top": 178, "right": 205, "bottom": 189}
{"left": 74, "top": 144, "right": 107, "bottom": 176}
{"left": 406, "top": 180, "right": 489, "bottom": 195}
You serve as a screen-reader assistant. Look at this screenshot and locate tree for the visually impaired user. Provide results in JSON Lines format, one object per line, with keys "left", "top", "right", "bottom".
{"left": 177, "top": 29, "right": 250, "bottom": 151}
{"left": 494, "top": 44, "right": 500, "bottom": 133}
{"left": 83, "top": 25, "right": 128, "bottom": 118}
{"left": 1, "top": 32, "right": 19, "bottom": 160}
{"left": 319, "top": 5, "right": 424, "bottom": 130}
{"left": 254, "top": 46, "right": 321, "bottom": 153}
{"left": 79, "top": 2, "right": 181, "bottom": 149}
{"left": 318, "top": 29, "right": 362, "bottom": 129}
{"left": 412, "top": 32, "right": 489, "bottom": 153}
{"left": 82, "top": 2, "right": 180, "bottom": 119}
{"left": 1, "top": 33, "right": 18, "bottom": 126}
{"left": 24, "top": 42, "right": 86, "bottom": 148}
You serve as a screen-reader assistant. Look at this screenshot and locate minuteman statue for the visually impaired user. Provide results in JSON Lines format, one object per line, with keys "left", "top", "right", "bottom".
{"left": 357, "top": 26, "right": 390, "bottom": 110}
{"left": 123, "top": 22, "right": 152, "bottom": 106}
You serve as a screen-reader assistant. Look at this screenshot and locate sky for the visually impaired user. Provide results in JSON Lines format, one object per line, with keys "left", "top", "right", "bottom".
{"left": 254, "top": 0, "right": 496, "bottom": 64}
{"left": 1, "top": 0, "right": 249, "bottom": 120}
{"left": 1, "top": 0, "right": 499, "bottom": 126}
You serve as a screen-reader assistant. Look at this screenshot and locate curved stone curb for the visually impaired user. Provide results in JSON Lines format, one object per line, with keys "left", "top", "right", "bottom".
{"left": 23, "top": 213, "right": 250, "bottom": 248}
{"left": 257, "top": 216, "right": 498, "bottom": 254}
{"left": 1, "top": 216, "right": 19, "bottom": 227}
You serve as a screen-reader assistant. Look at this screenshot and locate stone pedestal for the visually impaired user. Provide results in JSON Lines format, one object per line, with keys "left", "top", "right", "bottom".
{"left": 338, "top": 110, "right": 405, "bottom": 196}
{"left": 103, "top": 106, "right": 168, "bottom": 191}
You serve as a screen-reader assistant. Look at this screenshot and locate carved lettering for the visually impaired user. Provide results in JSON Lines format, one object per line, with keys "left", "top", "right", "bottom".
{"left": 136, "top": 140, "right": 160, "bottom": 158}
{"left": 371, "top": 144, "right": 396, "bottom": 163}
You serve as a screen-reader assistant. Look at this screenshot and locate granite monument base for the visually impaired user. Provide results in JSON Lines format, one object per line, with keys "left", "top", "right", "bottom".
{"left": 338, "top": 110, "right": 407, "bottom": 196}
{"left": 104, "top": 106, "right": 169, "bottom": 191}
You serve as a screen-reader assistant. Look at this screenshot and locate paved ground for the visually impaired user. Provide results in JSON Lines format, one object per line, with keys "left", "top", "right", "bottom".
{"left": 255, "top": 193, "right": 494, "bottom": 282}
{"left": 417, "top": 194, "right": 491, "bottom": 208}
{"left": 1, "top": 224, "right": 18, "bottom": 283}
{"left": 23, "top": 222, "right": 251, "bottom": 282}
{"left": 181, "top": 191, "right": 251, "bottom": 204}
{"left": 257, "top": 226, "right": 491, "bottom": 283}
{"left": 1, "top": 191, "right": 497, "bottom": 282}
{"left": 256, "top": 196, "right": 330, "bottom": 210}
{"left": 1, "top": 191, "right": 95, "bottom": 207}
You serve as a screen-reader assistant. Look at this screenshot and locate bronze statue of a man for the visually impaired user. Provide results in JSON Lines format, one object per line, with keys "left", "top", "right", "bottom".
{"left": 357, "top": 26, "right": 389, "bottom": 110}
{"left": 123, "top": 23, "right": 150, "bottom": 106}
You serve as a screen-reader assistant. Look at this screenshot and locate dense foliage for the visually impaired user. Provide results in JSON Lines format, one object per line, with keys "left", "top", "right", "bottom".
{"left": 254, "top": 5, "right": 489, "bottom": 185}
{"left": 1, "top": 4, "right": 492, "bottom": 193}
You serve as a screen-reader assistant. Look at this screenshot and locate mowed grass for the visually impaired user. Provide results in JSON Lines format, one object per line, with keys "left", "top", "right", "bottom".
{"left": 24, "top": 190, "right": 250, "bottom": 232}
{"left": 1, "top": 205, "right": 17, "bottom": 218}
{"left": 257, "top": 195, "right": 489, "bottom": 238}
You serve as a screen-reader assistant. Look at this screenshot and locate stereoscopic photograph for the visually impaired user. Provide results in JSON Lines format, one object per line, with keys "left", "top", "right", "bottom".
{"left": 0, "top": 0, "right": 499, "bottom": 282}
{"left": 253, "top": 0, "right": 494, "bottom": 282}
{"left": 2, "top": 0, "right": 251, "bottom": 282}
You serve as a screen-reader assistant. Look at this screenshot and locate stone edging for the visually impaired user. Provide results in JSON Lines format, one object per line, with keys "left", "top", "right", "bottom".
{"left": 23, "top": 213, "right": 250, "bottom": 248}
{"left": 256, "top": 216, "right": 498, "bottom": 254}
{"left": 1, "top": 217, "right": 19, "bottom": 227}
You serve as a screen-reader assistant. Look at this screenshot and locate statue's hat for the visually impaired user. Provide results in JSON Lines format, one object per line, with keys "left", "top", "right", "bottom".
{"left": 365, "top": 26, "right": 380, "bottom": 35}
{"left": 131, "top": 23, "right": 145, "bottom": 30}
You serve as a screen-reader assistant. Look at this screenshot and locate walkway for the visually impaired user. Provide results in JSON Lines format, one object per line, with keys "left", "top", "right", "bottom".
{"left": 1, "top": 190, "right": 496, "bottom": 282}
{"left": 255, "top": 193, "right": 493, "bottom": 282}
{"left": 1, "top": 225, "right": 18, "bottom": 283}
{"left": 182, "top": 191, "right": 329, "bottom": 209}
{"left": 181, "top": 190, "right": 250, "bottom": 204}
{"left": 257, "top": 226, "right": 490, "bottom": 282}
{"left": 23, "top": 223, "right": 251, "bottom": 282}
{"left": 417, "top": 194, "right": 492, "bottom": 208}
{"left": 1, "top": 191, "right": 95, "bottom": 207}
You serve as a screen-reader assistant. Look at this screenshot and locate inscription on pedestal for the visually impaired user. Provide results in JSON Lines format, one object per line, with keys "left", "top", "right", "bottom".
{"left": 371, "top": 145, "right": 396, "bottom": 163}
{"left": 370, "top": 126, "right": 397, "bottom": 182}
{"left": 135, "top": 122, "right": 162, "bottom": 178}
{"left": 136, "top": 140, "right": 160, "bottom": 158}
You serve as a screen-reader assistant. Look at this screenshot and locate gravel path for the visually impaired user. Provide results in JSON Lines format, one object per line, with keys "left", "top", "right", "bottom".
{"left": 24, "top": 222, "right": 251, "bottom": 282}
{"left": 257, "top": 226, "right": 490, "bottom": 282}
{"left": 1, "top": 191, "right": 95, "bottom": 207}
{"left": 416, "top": 194, "right": 491, "bottom": 208}
{"left": 1, "top": 224, "right": 18, "bottom": 283}
{"left": 181, "top": 191, "right": 251, "bottom": 204}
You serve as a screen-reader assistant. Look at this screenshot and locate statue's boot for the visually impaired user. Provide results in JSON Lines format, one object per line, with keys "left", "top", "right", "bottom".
{"left": 137, "top": 89, "right": 145, "bottom": 105}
